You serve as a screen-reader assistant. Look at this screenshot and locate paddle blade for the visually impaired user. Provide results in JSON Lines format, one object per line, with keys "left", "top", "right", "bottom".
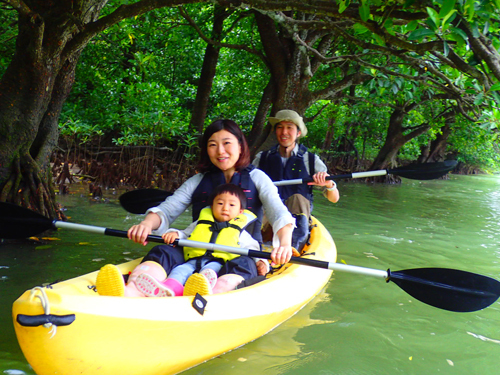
{"left": 388, "top": 160, "right": 457, "bottom": 180}
{"left": 119, "top": 189, "right": 172, "bottom": 214}
{"left": 389, "top": 268, "right": 500, "bottom": 312}
{"left": 0, "top": 202, "right": 54, "bottom": 238}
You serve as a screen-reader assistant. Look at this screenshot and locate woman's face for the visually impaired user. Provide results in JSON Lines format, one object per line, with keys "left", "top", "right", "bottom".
{"left": 207, "top": 130, "right": 242, "bottom": 172}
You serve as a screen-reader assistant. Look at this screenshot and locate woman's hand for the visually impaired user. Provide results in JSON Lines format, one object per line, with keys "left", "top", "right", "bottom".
{"left": 162, "top": 231, "right": 179, "bottom": 245}
{"left": 270, "top": 244, "right": 292, "bottom": 266}
{"left": 127, "top": 213, "right": 161, "bottom": 245}
{"left": 272, "top": 222, "right": 294, "bottom": 265}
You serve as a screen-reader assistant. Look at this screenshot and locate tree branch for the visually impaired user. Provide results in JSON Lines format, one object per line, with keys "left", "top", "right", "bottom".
{"left": 178, "top": 5, "right": 265, "bottom": 59}
{"left": 309, "top": 71, "right": 372, "bottom": 104}
{"left": 63, "top": 0, "right": 206, "bottom": 61}
{"left": 2, "top": 0, "right": 31, "bottom": 15}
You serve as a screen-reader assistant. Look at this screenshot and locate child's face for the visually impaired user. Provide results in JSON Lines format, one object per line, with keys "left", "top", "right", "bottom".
{"left": 212, "top": 192, "right": 243, "bottom": 222}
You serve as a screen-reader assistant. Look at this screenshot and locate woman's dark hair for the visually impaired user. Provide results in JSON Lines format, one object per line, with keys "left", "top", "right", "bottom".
{"left": 208, "top": 183, "right": 247, "bottom": 210}
{"left": 197, "top": 119, "right": 251, "bottom": 173}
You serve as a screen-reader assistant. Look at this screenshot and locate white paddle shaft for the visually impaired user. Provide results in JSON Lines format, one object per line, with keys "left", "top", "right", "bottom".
{"left": 53, "top": 222, "right": 388, "bottom": 280}
{"left": 273, "top": 170, "right": 388, "bottom": 186}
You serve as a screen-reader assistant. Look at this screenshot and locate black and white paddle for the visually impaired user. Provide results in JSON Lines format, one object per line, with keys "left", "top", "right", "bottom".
{"left": 119, "top": 161, "right": 458, "bottom": 214}
{"left": 1, "top": 200, "right": 497, "bottom": 313}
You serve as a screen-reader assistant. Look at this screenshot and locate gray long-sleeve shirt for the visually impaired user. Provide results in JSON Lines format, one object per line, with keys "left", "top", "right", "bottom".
{"left": 146, "top": 168, "right": 295, "bottom": 248}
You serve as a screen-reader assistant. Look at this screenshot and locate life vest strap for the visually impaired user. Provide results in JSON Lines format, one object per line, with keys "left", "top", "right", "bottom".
{"left": 197, "top": 219, "right": 243, "bottom": 244}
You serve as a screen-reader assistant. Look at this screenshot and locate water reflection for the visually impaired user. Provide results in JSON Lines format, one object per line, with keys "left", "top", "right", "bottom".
{"left": 182, "top": 290, "right": 336, "bottom": 375}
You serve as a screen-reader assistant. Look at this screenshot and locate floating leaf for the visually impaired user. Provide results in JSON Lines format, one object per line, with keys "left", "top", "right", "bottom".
{"left": 35, "top": 245, "right": 53, "bottom": 250}
{"left": 41, "top": 237, "right": 61, "bottom": 241}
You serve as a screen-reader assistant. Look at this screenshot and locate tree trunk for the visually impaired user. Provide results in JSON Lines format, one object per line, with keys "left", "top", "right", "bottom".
{"left": 249, "top": 12, "right": 370, "bottom": 153}
{"left": 247, "top": 79, "right": 275, "bottom": 156}
{"left": 419, "top": 112, "right": 454, "bottom": 163}
{"left": 189, "top": 6, "right": 231, "bottom": 134}
{"left": 322, "top": 117, "right": 336, "bottom": 150}
{"left": 370, "top": 106, "right": 431, "bottom": 171}
{"left": 249, "top": 11, "right": 317, "bottom": 153}
{"left": 0, "top": 2, "right": 104, "bottom": 217}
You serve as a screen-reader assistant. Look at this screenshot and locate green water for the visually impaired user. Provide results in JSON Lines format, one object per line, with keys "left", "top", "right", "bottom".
{"left": 1, "top": 175, "right": 500, "bottom": 374}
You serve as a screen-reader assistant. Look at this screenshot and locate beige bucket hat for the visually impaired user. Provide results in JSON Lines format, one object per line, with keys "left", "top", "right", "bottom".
{"left": 268, "top": 109, "right": 308, "bottom": 138}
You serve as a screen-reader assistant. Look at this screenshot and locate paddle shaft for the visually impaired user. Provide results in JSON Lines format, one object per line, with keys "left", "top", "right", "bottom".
{"left": 177, "top": 239, "right": 388, "bottom": 279}
{"left": 3, "top": 200, "right": 497, "bottom": 312}
{"left": 274, "top": 170, "right": 386, "bottom": 186}
{"left": 53, "top": 221, "right": 388, "bottom": 279}
{"left": 54, "top": 223, "right": 494, "bottom": 299}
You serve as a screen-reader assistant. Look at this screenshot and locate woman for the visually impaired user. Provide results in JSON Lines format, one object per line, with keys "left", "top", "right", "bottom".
{"left": 96, "top": 119, "right": 294, "bottom": 297}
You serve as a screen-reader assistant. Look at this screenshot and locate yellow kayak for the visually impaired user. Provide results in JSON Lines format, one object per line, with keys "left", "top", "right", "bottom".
{"left": 12, "top": 217, "right": 336, "bottom": 375}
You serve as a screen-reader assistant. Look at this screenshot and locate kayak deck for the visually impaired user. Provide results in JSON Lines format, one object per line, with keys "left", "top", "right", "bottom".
{"left": 12, "top": 217, "right": 336, "bottom": 375}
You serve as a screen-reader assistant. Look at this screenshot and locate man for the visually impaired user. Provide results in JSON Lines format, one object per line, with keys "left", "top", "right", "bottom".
{"left": 253, "top": 109, "right": 339, "bottom": 250}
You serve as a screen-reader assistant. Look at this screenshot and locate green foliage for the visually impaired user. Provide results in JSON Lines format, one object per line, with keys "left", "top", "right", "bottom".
{"left": 60, "top": 7, "right": 200, "bottom": 147}
{"left": 448, "top": 119, "right": 500, "bottom": 172}
{"left": 60, "top": 5, "right": 266, "bottom": 148}
{"left": 55, "top": 1, "right": 500, "bottom": 172}
{"left": 0, "top": 6, "right": 17, "bottom": 77}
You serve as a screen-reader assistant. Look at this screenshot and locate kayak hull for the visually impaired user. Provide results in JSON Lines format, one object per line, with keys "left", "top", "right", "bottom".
{"left": 12, "top": 217, "right": 336, "bottom": 375}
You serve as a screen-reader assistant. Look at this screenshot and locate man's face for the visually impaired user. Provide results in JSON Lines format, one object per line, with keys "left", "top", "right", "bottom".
{"left": 275, "top": 121, "right": 300, "bottom": 149}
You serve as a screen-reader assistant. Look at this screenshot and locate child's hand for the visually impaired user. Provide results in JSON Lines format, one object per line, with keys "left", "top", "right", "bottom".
{"left": 162, "top": 231, "right": 179, "bottom": 245}
{"left": 256, "top": 260, "right": 268, "bottom": 276}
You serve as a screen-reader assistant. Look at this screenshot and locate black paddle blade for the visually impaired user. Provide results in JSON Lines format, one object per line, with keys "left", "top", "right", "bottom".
{"left": 119, "top": 189, "right": 172, "bottom": 214}
{"left": 388, "top": 268, "right": 500, "bottom": 312}
{"left": 388, "top": 160, "right": 458, "bottom": 180}
{"left": 0, "top": 202, "right": 54, "bottom": 238}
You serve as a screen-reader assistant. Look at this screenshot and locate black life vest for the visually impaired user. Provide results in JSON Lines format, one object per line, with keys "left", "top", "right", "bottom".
{"left": 191, "top": 165, "right": 263, "bottom": 243}
{"left": 258, "top": 144, "right": 315, "bottom": 202}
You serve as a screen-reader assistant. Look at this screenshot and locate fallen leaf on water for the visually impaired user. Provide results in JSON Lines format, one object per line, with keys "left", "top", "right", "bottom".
{"left": 237, "top": 358, "right": 247, "bottom": 362}
{"left": 41, "top": 237, "right": 61, "bottom": 241}
{"left": 409, "top": 356, "right": 412, "bottom": 361}
{"left": 446, "top": 359, "right": 454, "bottom": 366}
{"left": 35, "top": 245, "right": 53, "bottom": 250}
